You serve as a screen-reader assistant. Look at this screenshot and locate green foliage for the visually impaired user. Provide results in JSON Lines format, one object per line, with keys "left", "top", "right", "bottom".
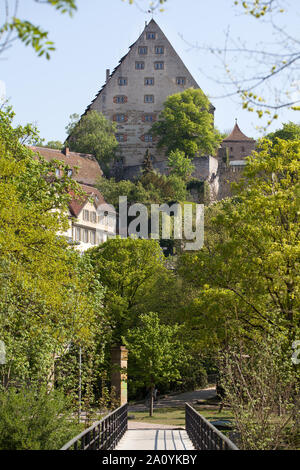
{"left": 151, "top": 88, "right": 222, "bottom": 157}
{"left": 0, "top": 1, "right": 77, "bottom": 59}
{"left": 123, "top": 312, "right": 187, "bottom": 414}
{"left": 220, "top": 336, "right": 299, "bottom": 450}
{"left": 178, "top": 137, "right": 300, "bottom": 348}
{"left": 86, "top": 238, "right": 167, "bottom": 343}
{"left": 0, "top": 107, "right": 106, "bottom": 386}
{"left": 266, "top": 122, "right": 300, "bottom": 144}
{"left": 67, "top": 110, "right": 118, "bottom": 170}
{"left": 167, "top": 149, "right": 195, "bottom": 180}
{"left": 0, "top": 386, "right": 82, "bottom": 450}
{"left": 45, "top": 140, "right": 64, "bottom": 150}
{"left": 97, "top": 171, "right": 187, "bottom": 208}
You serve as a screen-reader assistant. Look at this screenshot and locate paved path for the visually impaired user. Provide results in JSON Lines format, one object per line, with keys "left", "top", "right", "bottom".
{"left": 128, "top": 387, "right": 216, "bottom": 412}
{"left": 116, "top": 424, "right": 194, "bottom": 451}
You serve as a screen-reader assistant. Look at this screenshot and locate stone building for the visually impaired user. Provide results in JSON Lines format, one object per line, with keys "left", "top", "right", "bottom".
{"left": 85, "top": 18, "right": 212, "bottom": 178}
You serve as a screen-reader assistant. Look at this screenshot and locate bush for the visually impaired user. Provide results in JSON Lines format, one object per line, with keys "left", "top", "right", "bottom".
{"left": 0, "top": 386, "right": 82, "bottom": 450}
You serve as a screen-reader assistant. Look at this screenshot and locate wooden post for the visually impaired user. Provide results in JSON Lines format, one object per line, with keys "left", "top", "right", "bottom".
{"left": 111, "top": 346, "right": 128, "bottom": 406}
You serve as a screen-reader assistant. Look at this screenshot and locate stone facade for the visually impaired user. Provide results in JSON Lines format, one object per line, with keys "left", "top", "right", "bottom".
{"left": 86, "top": 19, "right": 210, "bottom": 170}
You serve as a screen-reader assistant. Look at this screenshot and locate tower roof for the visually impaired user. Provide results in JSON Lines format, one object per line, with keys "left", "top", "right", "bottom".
{"left": 223, "top": 122, "right": 254, "bottom": 142}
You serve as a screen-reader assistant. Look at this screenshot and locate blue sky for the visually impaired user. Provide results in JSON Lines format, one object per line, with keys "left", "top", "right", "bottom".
{"left": 1, "top": 0, "right": 299, "bottom": 142}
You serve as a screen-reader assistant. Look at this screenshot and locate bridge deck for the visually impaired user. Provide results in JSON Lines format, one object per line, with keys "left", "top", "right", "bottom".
{"left": 115, "top": 423, "right": 194, "bottom": 451}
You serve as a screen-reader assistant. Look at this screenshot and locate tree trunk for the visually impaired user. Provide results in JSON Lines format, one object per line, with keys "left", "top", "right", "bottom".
{"left": 149, "top": 385, "right": 154, "bottom": 417}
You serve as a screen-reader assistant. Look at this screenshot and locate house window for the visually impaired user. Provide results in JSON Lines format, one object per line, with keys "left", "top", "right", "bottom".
{"left": 118, "top": 77, "right": 127, "bottom": 86}
{"left": 115, "top": 114, "right": 126, "bottom": 122}
{"left": 241, "top": 146, "right": 245, "bottom": 152}
{"left": 74, "top": 226, "right": 81, "bottom": 241}
{"left": 116, "top": 134, "right": 126, "bottom": 142}
{"left": 176, "top": 77, "right": 186, "bottom": 85}
{"left": 83, "top": 229, "right": 89, "bottom": 243}
{"left": 55, "top": 168, "right": 60, "bottom": 177}
{"left": 144, "top": 95, "right": 154, "bottom": 103}
{"left": 144, "top": 134, "right": 153, "bottom": 142}
{"left": 135, "top": 61, "right": 145, "bottom": 70}
{"left": 90, "top": 230, "right": 96, "bottom": 245}
{"left": 146, "top": 32, "right": 156, "bottom": 40}
{"left": 114, "top": 95, "right": 127, "bottom": 103}
{"left": 144, "top": 114, "right": 154, "bottom": 122}
{"left": 154, "top": 62, "right": 164, "bottom": 70}
{"left": 155, "top": 46, "right": 164, "bottom": 54}
{"left": 67, "top": 169, "right": 73, "bottom": 177}
{"left": 83, "top": 210, "right": 89, "bottom": 221}
{"left": 138, "top": 46, "right": 148, "bottom": 55}
{"left": 144, "top": 77, "right": 155, "bottom": 86}
{"left": 91, "top": 212, "right": 97, "bottom": 223}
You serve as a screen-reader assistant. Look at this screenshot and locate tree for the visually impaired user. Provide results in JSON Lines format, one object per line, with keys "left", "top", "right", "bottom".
{"left": 66, "top": 110, "right": 118, "bottom": 170}
{"left": 85, "top": 238, "right": 167, "bottom": 343}
{"left": 0, "top": 107, "right": 106, "bottom": 387}
{"left": 266, "top": 122, "right": 300, "bottom": 144}
{"left": 151, "top": 88, "right": 222, "bottom": 158}
{"left": 0, "top": 0, "right": 77, "bottom": 58}
{"left": 123, "top": 312, "right": 186, "bottom": 416}
{"left": 167, "top": 149, "right": 195, "bottom": 180}
{"left": 178, "top": 137, "right": 300, "bottom": 346}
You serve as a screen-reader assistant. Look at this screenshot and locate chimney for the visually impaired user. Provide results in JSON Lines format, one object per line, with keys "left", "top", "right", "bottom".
{"left": 63, "top": 147, "right": 70, "bottom": 157}
{"left": 106, "top": 69, "right": 110, "bottom": 83}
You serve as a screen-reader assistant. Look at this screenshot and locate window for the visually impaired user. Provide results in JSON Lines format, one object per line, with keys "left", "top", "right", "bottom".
{"left": 115, "top": 114, "right": 126, "bottom": 122}
{"left": 74, "top": 226, "right": 81, "bottom": 241}
{"left": 176, "top": 77, "right": 186, "bottom": 85}
{"left": 83, "top": 210, "right": 89, "bottom": 221}
{"left": 144, "top": 134, "right": 153, "bottom": 142}
{"left": 144, "top": 114, "right": 154, "bottom": 122}
{"left": 118, "top": 77, "right": 127, "bottom": 86}
{"left": 55, "top": 168, "right": 60, "bottom": 177}
{"left": 144, "top": 77, "right": 155, "bottom": 86}
{"left": 116, "top": 134, "right": 126, "bottom": 142}
{"left": 241, "top": 146, "right": 245, "bottom": 152}
{"left": 155, "top": 46, "right": 164, "bottom": 54}
{"left": 91, "top": 212, "right": 97, "bottom": 223}
{"left": 90, "top": 230, "right": 96, "bottom": 245}
{"left": 114, "top": 95, "right": 126, "bottom": 103}
{"left": 138, "top": 46, "right": 148, "bottom": 55}
{"left": 135, "top": 61, "right": 145, "bottom": 70}
{"left": 67, "top": 169, "right": 73, "bottom": 177}
{"left": 154, "top": 62, "right": 164, "bottom": 70}
{"left": 83, "top": 229, "right": 89, "bottom": 243}
{"left": 146, "top": 32, "right": 156, "bottom": 40}
{"left": 144, "top": 95, "right": 154, "bottom": 103}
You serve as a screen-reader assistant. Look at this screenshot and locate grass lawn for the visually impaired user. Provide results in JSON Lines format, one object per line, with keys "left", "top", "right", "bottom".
{"left": 128, "top": 406, "right": 234, "bottom": 427}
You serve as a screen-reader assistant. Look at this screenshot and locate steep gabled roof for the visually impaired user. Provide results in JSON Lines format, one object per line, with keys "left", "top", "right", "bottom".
{"left": 68, "top": 184, "right": 115, "bottom": 218}
{"left": 223, "top": 122, "right": 255, "bottom": 142}
{"left": 31, "top": 146, "right": 103, "bottom": 186}
{"left": 84, "top": 19, "right": 211, "bottom": 116}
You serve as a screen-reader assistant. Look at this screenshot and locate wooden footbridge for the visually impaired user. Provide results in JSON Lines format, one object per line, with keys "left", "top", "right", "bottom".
{"left": 61, "top": 403, "right": 238, "bottom": 451}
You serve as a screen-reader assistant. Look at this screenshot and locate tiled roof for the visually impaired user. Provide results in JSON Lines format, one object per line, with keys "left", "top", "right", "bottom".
{"left": 31, "top": 146, "right": 103, "bottom": 186}
{"left": 223, "top": 123, "right": 254, "bottom": 142}
{"left": 69, "top": 184, "right": 115, "bottom": 218}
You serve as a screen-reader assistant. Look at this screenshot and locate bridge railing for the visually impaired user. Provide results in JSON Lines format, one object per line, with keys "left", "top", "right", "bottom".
{"left": 61, "top": 403, "right": 128, "bottom": 450}
{"left": 185, "top": 403, "right": 238, "bottom": 450}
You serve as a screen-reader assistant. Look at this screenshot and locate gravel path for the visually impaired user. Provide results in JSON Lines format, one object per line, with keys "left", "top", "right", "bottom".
{"left": 128, "top": 387, "right": 217, "bottom": 412}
